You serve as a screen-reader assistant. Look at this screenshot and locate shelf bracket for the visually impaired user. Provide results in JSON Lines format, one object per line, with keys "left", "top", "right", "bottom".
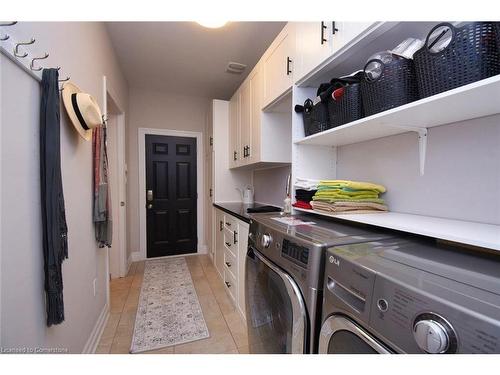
{"left": 389, "top": 125, "right": 428, "bottom": 176}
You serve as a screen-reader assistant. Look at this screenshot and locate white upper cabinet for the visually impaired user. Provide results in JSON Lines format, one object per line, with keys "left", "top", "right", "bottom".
{"left": 263, "top": 24, "right": 295, "bottom": 108}
{"left": 295, "top": 22, "right": 336, "bottom": 83}
{"left": 295, "top": 22, "right": 375, "bottom": 84}
{"left": 239, "top": 79, "right": 252, "bottom": 164}
{"left": 334, "top": 22, "right": 374, "bottom": 53}
{"left": 228, "top": 93, "right": 240, "bottom": 168}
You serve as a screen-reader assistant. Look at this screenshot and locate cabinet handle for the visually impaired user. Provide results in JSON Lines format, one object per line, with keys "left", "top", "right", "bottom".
{"left": 286, "top": 57, "right": 292, "bottom": 76}
{"left": 225, "top": 241, "right": 231, "bottom": 247}
{"left": 225, "top": 281, "right": 231, "bottom": 288}
{"left": 242, "top": 146, "right": 246, "bottom": 158}
{"left": 233, "top": 150, "right": 237, "bottom": 161}
{"left": 233, "top": 231, "right": 238, "bottom": 244}
{"left": 219, "top": 220, "right": 223, "bottom": 231}
{"left": 321, "top": 21, "right": 327, "bottom": 44}
{"left": 225, "top": 261, "right": 232, "bottom": 268}
{"left": 332, "top": 21, "right": 338, "bottom": 35}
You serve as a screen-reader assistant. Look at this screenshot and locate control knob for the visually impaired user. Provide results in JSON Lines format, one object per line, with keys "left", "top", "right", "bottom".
{"left": 261, "top": 233, "right": 272, "bottom": 248}
{"left": 413, "top": 314, "right": 454, "bottom": 354}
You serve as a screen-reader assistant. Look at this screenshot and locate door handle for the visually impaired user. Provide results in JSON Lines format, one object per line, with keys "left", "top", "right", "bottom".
{"left": 332, "top": 21, "right": 338, "bottom": 35}
{"left": 225, "top": 261, "right": 232, "bottom": 268}
{"left": 147, "top": 189, "right": 153, "bottom": 202}
{"left": 286, "top": 56, "right": 292, "bottom": 76}
{"left": 321, "top": 21, "right": 327, "bottom": 44}
{"left": 147, "top": 204, "right": 153, "bottom": 209}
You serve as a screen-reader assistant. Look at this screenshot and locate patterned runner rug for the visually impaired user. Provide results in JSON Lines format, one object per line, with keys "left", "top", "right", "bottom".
{"left": 130, "top": 257, "right": 209, "bottom": 353}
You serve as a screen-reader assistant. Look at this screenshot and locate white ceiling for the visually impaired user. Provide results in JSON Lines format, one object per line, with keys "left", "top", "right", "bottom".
{"left": 105, "top": 22, "right": 286, "bottom": 99}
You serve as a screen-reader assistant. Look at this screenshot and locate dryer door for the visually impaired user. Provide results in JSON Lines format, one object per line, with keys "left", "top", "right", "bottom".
{"left": 245, "top": 246, "right": 308, "bottom": 353}
{"left": 319, "top": 315, "right": 392, "bottom": 354}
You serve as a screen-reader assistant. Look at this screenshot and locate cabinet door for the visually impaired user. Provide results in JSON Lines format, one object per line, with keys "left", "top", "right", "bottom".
{"left": 237, "top": 222, "right": 249, "bottom": 320}
{"left": 215, "top": 209, "right": 225, "bottom": 277}
{"left": 239, "top": 80, "right": 251, "bottom": 166}
{"left": 248, "top": 66, "right": 262, "bottom": 164}
{"left": 333, "top": 22, "right": 374, "bottom": 53}
{"left": 295, "top": 22, "right": 334, "bottom": 83}
{"left": 228, "top": 93, "right": 240, "bottom": 169}
{"left": 263, "top": 25, "right": 294, "bottom": 107}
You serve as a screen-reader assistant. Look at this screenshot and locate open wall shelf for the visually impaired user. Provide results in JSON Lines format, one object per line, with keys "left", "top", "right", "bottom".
{"left": 293, "top": 208, "right": 500, "bottom": 251}
{"left": 294, "top": 75, "right": 500, "bottom": 175}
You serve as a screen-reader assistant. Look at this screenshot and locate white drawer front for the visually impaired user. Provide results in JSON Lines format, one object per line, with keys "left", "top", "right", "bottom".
{"left": 223, "top": 268, "right": 237, "bottom": 304}
{"left": 224, "top": 247, "right": 237, "bottom": 279}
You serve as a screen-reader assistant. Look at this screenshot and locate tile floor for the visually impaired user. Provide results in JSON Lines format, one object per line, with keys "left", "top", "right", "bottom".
{"left": 96, "top": 255, "right": 249, "bottom": 354}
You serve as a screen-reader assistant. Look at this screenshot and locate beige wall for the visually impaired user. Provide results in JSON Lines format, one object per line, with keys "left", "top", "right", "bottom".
{"left": 1, "top": 22, "right": 128, "bottom": 352}
{"left": 126, "top": 88, "right": 211, "bottom": 259}
{"left": 253, "top": 166, "right": 291, "bottom": 207}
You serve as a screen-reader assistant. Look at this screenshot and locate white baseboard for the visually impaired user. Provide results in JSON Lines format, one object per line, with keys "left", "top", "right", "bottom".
{"left": 82, "top": 303, "right": 109, "bottom": 354}
{"left": 130, "top": 251, "right": 143, "bottom": 262}
{"left": 126, "top": 253, "right": 133, "bottom": 274}
{"left": 198, "top": 244, "right": 208, "bottom": 254}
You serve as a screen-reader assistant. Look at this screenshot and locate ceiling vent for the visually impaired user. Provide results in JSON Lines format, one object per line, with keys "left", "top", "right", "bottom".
{"left": 226, "top": 61, "right": 247, "bottom": 74}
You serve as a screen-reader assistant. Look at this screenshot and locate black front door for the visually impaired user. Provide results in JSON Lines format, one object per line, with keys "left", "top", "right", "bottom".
{"left": 145, "top": 134, "right": 197, "bottom": 258}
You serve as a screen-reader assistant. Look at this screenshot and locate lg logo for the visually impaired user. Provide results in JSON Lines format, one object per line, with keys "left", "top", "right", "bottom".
{"left": 329, "top": 256, "right": 340, "bottom": 266}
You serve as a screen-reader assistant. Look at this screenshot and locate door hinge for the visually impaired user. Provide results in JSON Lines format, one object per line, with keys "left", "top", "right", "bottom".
{"left": 210, "top": 136, "right": 213, "bottom": 146}
{"left": 209, "top": 188, "right": 213, "bottom": 197}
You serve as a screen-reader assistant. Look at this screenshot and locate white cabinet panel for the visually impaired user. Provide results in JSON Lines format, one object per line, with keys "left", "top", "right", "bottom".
{"left": 295, "top": 22, "right": 334, "bottom": 82}
{"left": 334, "top": 22, "right": 374, "bottom": 53}
{"left": 214, "top": 208, "right": 225, "bottom": 276}
{"left": 228, "top": 93, "right": 240, "bottom": 168}
{"left": 263, "top": 24, "right": 294, "bottom": 107}
{"left": 236, "top": 222, "right": 249, "bottom": 320}
{"left": 239, "top": 79, "right": 251, "bottom": 164}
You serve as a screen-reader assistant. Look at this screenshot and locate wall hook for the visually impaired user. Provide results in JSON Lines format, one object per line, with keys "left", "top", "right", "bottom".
{"left": 14, "top": 38, "right": 35, "bottom": 58}
{"left": 0, "top": 22, "right": 17, "bottom": 27}
{"left": 59, "top": 76, "right": 70, "bottom": 91}
{"left": 30, "top": 52, "right": 49, "bottom": 71}
{"left": 0, "top": 34, "right": 9, "bottom": 41}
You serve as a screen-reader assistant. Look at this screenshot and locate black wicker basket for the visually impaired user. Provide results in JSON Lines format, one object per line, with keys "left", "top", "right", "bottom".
{"left": 327, "top": 83, "right": 364, "bottom": 127}
{"left": 360, "top": 58, "right": 419, "bottom": 116}
{"left": 413, "top": 22, "right": 500, "bottom": 98}
{"left": 302, "top": 98, "right": 330, "bottom": 136}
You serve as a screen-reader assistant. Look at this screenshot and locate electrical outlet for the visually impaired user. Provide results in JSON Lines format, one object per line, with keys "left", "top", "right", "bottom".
{"left": 93, "top": 278, "right": 97, "bottom": 297}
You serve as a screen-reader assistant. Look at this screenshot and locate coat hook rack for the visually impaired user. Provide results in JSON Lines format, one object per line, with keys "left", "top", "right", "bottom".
{"left": 59, "top": 76, "right": 70, "bottom": 91}
{"left": 1, "top": 23, "right": 71, "bottom": 86}
{"left": 30, "top": 52, "right": 49, "bottom": 71}
{"left": 14, "top": 38, "right": 35, "bottom": 58}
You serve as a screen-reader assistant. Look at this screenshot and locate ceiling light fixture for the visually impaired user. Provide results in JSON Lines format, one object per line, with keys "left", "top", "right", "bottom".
{"left": 196, "top": 20, "right": 228, "bottom": 29}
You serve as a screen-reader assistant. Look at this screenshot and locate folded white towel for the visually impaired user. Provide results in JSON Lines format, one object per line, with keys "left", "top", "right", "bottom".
{"left": 295, "top": 177, "right": 320, "bottom": 191}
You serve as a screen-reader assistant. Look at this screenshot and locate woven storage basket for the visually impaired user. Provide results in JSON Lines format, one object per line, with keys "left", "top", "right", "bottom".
{"left": 360, "top": 58, "right": 419, "bottom": 116}
{"left": 302, "top": 98, "right": 330, "bottom": 136}
{"left": 327, "top": 83, "right": 364, "bottom": 127}
{"left": 414, "top": 22, "right": 500, "bottom": 98}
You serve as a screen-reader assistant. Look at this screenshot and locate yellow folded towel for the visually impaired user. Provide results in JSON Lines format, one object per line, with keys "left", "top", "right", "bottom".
{"left": 319, "top": 180, "right": 386, "bottom": 193}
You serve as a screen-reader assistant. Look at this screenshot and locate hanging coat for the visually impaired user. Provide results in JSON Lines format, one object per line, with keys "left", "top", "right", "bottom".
{"left": 93, "top": 125, "right": 112, "bottom": 247}
{"left": 40, "top": 68, "right": 68, "bottom": 326}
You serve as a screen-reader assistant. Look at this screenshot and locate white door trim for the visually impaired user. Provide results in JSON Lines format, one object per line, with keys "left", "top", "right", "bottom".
{"left": 138, "top": 127, "right": 205, "bottom": 260}
{"left": 103, "top": 76, "right": 128, "bottom": 282}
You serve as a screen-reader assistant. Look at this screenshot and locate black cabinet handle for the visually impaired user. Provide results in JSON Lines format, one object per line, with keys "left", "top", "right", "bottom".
{"left": 242, "top": 146, "right": 246, "bottom": 158}
{"left": 332, "top": 21, "right": 338, "bottom": 35}
{"left": 286, "top": 57, "right": 292, "bottom": 76}
{"left": 233, "top": 231, "right": 238, "bottom": 244}
{"left": 321, "top": 21, "right": 327, "bottom": 44}
{"left": 225, "top": 241, "right": 231, "bottom": 247}
{"left": 225, "top": 281, "right": 231, "bottom": 288}
{"left": 233, "top": 150, "right": 237, "bottom": 161}
{"left": 225, "top": 261, "right": 232, "bottom": 268}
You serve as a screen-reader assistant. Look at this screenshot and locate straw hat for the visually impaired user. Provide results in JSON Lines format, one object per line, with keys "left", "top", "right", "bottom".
{"left": 62, "top": 82, "right": 103, "bottom": 141}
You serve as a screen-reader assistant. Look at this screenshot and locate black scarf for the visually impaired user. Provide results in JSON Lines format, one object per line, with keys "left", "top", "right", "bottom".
{"left": 40, "top": 69, "right": 68, "bottom": 326}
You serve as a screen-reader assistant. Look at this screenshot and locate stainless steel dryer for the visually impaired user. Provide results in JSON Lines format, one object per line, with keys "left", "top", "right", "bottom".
{"left": 244, "top": 213, "right": 393, "bottom": 354}
{"left": 319, "top": 237, "right": 500, "bottom": 354}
